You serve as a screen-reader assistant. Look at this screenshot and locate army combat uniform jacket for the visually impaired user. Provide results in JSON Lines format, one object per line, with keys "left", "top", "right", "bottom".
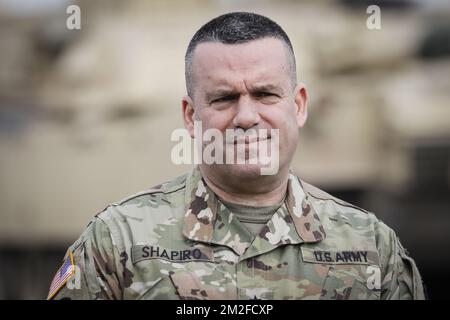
{"left": 48, "top": 167, "right": 425, "bottom": 300}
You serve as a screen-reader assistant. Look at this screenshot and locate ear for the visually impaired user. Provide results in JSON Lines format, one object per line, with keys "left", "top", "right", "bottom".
{"left": 182, "top": 95, "right": 196, "bottom": 138}
{"left": 294, "top": 83, "right": 308, "bottom": 128}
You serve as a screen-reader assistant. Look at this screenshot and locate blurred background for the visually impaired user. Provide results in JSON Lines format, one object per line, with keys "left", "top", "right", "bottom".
{"left": 0, "top": 0, "right": 449, "bottom": 299}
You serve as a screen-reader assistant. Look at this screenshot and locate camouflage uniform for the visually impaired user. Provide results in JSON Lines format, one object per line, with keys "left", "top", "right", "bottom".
{"left": 48, "top": 166, "right": 425, "bottom": 300}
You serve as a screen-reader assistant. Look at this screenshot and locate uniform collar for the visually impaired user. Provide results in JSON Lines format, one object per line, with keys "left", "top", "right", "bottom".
{"left": 182, "top": 166, "right": 326, "bottom": 256}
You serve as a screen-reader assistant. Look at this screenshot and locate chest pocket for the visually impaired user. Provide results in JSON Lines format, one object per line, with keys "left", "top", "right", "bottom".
{"left": 169, "top": 268, "right": 237, "bottom": 300}
{"left": 129, "top": 244, "right": 238, "bottom": 300}
{"left": 301, "top": 247, "right": 381, "bottom": 300}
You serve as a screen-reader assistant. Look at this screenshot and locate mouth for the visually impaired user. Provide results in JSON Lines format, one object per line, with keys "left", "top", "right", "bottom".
{"left": 231, "top": 136, "right": 271, "bottom": 145}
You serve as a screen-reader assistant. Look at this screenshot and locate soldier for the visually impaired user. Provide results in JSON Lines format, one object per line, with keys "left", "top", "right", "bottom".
{"left": 48, "top": 12, "right": 425, "bottom": 300}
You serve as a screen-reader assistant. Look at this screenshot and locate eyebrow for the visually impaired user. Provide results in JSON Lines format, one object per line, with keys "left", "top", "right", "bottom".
{"left": 206, "top": 88, "right": 237, "bottom": 98}
{"left": 249, "top": 84, "right": 282, "bottom": 93}
{"left": 205, "top": 83, "right": 283, "bottom": 100}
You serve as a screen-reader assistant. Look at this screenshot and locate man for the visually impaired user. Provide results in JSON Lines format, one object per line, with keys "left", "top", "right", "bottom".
{"left": 48, "top": 12, "right": 425, "bottom": 300}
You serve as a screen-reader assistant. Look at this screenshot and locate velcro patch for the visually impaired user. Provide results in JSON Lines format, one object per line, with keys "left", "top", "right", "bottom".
{"left": 47, "top": 250, "right": 76, "bottom": 300}
{"left": 301, "top": 248, "right": 379, "bottom": 265}
{"left": 131, "top": 244, "right": 214, "bottom": 264}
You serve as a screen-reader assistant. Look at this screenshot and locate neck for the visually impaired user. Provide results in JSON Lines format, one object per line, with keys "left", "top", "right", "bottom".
{"left": 199, "top": 165, "right": 290, "bottom": 207}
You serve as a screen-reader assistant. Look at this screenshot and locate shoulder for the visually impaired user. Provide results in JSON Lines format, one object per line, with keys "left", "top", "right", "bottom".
{"left": 300, "top": 179, "right": 381, "bottom": 230}
{"left": 114, "top": 173, "right": 188, "bottom": 207}
{"left": 96, "top": 172, "right": 188, "bottom": 220}
{"left": 80, "top": 173, "right": 189, "bottom": 252}
{"left": 299, "top": 179, "right": 395, "bottom": 260}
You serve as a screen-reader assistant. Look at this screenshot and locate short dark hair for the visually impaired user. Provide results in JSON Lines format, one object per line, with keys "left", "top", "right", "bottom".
{"left": 185, "top": 12, "right": 297, "bottom": 97}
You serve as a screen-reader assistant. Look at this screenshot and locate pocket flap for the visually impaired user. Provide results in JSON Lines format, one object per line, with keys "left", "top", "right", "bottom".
{"left": 169, "top": 270, "right": 237, "bottom": 300}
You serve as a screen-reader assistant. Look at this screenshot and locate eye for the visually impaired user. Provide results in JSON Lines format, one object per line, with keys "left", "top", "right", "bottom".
{"left": 254, "top": 92, "right": 275, "bottom": 98}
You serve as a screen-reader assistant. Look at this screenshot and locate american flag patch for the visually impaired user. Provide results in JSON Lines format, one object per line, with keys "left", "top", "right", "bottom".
{"left": 47, "top": 250, "right": 76, "bottom": 300}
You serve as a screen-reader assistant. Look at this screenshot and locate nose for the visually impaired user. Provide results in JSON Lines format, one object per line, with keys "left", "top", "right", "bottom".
{"left": 232, "top": 96, "right": 260, "bottom": 130}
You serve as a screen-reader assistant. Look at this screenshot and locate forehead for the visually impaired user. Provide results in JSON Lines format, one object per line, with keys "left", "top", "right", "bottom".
{"left": 191, "top": 38, "right": 292, "bottom": 89}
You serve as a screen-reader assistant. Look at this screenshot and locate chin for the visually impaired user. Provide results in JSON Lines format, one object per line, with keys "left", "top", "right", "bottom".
{"left": 226, "top": 163, "right": 267, "bottom": 179}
